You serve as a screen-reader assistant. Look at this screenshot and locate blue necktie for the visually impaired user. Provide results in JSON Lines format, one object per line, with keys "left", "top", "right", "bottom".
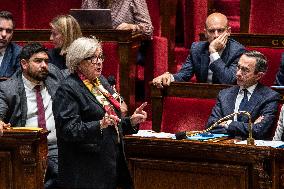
{"left": 237, "top": 89, "right": 248, "bottom": 121}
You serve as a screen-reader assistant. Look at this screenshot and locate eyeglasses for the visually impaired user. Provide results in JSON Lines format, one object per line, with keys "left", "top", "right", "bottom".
{"left": 206, "top": 27, "right": 227, "bottom": 34}
{"left": 84, "top": 54, "right": 105, "bottom": 65}
{"left": 237, "top": 65, "right": 250, "bottom": 75}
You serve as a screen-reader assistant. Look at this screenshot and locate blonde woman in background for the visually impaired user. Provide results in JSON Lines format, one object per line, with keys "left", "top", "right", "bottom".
{"left": 49, "top": 15, "right": 82, "bottom": 70}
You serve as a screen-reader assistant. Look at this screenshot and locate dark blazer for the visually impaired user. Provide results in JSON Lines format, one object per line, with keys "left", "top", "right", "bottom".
{"left": 0, "top": 63, "right": 64, "bottom": 126}
{"left": 48, "top": 48, "right": 67, "bottom": 70}
{"left": 174, "top": 38, "right": 245, "bottom": 84}
{"left": 275, "top": 52, "right": 284, "bottom": 86}
{"left": 206, "top": 83, "right": 280, "bottom": 140}
{"left": 0, "top": 42, "right": 21, "bottom": 78}
{"left": 53, "top": 74, "right": 136, "bottom": 189}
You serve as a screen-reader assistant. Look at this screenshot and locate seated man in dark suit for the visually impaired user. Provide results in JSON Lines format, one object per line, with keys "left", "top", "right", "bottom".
{"left": 206, "top": 50, "right": 280, "bottom": 140}
{"left": 0, "top": 42, "right": 64, "bottom": 189}
{"left": 152, "top": 12, "right": 245, "bottom": 87}
{"left": 0, "top": 11, "right": 21, "bottom": 78}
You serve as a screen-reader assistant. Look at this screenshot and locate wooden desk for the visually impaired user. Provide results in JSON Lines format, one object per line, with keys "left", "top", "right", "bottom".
{"left": 0, "top": 129, "right": 48, "bottom": 189}
{"left": 13, "top": 29, "right": 145, "bottom": 113}
{"left": 125, "top": 136, "right": 284, "bottom": 189}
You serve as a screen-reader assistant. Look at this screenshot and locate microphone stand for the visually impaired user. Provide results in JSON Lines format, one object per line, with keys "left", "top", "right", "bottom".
{"left": 185, "top": 111, "right": 254, "bottom": 145}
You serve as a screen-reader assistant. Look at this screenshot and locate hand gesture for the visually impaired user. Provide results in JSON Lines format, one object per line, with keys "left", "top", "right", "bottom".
{"left": 130, "top": 102, "right": 147, "bottom": 126}
{"left": 0, "top": 121, "right": 11, "bottom": 136}
{"left": 100, "top": 113, "right": 121, "bottom": 129}
{"left": 209, "top": 31, "right": 229, "bottom": 54}
{"left": 254, "top": 116, "right": 264, "bottom": 124}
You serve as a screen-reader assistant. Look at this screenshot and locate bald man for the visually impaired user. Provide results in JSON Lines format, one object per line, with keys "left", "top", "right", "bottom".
{"left": 152, "top": 13, "right": 245, "bottom": 88}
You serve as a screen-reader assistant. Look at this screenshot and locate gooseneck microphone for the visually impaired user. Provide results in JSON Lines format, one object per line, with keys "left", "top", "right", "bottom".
{"left": 175, "top": 111, "right": 254, "bottom": 145}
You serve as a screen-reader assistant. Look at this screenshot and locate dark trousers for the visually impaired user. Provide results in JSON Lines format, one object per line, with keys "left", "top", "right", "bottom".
{"left": 45, "top": 144, "right": 58, "bottom": 189}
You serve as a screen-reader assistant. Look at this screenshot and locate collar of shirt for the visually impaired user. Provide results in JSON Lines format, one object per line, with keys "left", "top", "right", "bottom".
{"left": 22, "top": 74, "right": 44, "bottom": 90}
{"left": 239, "top": 83, "right": 257, "bottom": 99}
{"left": 0, "top": 47, "right": 6, "bottom": 57}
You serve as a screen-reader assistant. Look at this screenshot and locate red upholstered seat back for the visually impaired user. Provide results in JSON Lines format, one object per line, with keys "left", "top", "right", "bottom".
{"left": 0, "top": 0, "right": 81, "bottom": 29}
{"left": 161, "top": 97, "right": 216, "bottom": 133}
{"left": 101, "top": 42, "right": 120, "bottom": 90}
{"left": 0, "top": 0, "right": 24, "bottom": 28}
{"left": 249, "top": 0, "right": 284, "bottom": 34}
{"left": 209, "top": 0, "right": 240, "bottom": 32}
{"left": 25, "top": 0, "right": 81, "bottom": 29}
{"left": 246, "top": 47, "right": 283, "bottom": 86}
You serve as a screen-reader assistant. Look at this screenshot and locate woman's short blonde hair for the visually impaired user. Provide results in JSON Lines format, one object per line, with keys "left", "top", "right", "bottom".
{"left": 66, "top": 37, "right": 101, "bottom": 73}
{"left": 50, "top": 15, "right": 82, "bottom": 55}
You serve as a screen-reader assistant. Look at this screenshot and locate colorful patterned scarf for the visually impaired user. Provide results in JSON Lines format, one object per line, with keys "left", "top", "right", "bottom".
{"left": 78, "top": 72, "right": 121, "bottom": 142}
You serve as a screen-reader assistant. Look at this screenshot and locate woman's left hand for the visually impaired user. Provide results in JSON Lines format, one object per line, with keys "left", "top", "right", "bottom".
{"left": 130, "top": 102, "right": 147, "bottom": 126}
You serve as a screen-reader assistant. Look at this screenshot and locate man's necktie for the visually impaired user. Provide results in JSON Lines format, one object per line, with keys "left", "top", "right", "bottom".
{"left": 34, "top": 85, "right": 46, "bottom": 129}
{"left": 237, "top": 88, "right": 248, "bottom": 121}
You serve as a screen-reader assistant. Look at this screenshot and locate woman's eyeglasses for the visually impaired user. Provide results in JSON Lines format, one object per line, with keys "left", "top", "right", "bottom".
{"left": 84, "top": 54, "right": 105, "bottom": 65}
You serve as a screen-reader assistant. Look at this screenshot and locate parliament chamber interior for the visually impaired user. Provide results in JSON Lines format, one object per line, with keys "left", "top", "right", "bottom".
{"left": 1, "top": 0, "right": 284, "bottom": 189}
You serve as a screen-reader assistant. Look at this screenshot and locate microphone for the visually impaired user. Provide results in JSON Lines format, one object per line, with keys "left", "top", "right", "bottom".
{"left": 175, "top": 111, "right": 254, "bottom": 145}
{"left": 175, "top": 131, "right": 187, "bottom": 140}
{"left": 107, "top": 75, "right": 116, "bottom": 87}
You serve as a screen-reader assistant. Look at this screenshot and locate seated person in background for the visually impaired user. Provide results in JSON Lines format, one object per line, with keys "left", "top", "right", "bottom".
{"left": 152, "top": 12, "right": 245, "bottom": 88}
{"left": 274, "top": 52, "right": 284, "bottom": 86}
{"left": 0, "top": 11, "right": 21, "bottom": 78}
{"left": 49, "top": 15, "right": 82, "bottom": 70}
{"left": 81, "top": 0, "right": 153, "bottom": 38}
{"left": 53, "top": 37, "right": 147, "bottom": 189}
{"left": 273, "top": 105, "right": 284, "bottom": 141}
{"left": 0, "top": 42, "right": 64, "bottom": 189}
{"left": 206, "top": 51, "right": 280, "bottom": 140}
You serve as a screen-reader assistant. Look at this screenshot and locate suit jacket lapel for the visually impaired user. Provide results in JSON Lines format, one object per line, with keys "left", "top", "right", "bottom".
{"left": 244, "top": 84, "right": 262, "bottom": 113}
{"left": 0, "top": 45, "right": 12, "bottom": 76}
{"left": 15, "top": 72, "right": 28, "bottom": 126}
{"left": 200, "top": 52, "right": 210, "bottom": 82}
{"left": 224, "top": 86, "right": 239, "bottom": 115}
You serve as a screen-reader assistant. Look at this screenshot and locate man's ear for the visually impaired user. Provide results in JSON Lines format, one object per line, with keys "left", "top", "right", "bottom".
{"left": 204, "top": 28, "right": 208, "bottom": 39}
{"left": 257, "top": 72, "right": 265, "bottom": 80}
{"left": 20, "top": 59, "right": 28, "bottom": 70}
{"left": 227, "top": 26, "right": 231, "bottom": 36}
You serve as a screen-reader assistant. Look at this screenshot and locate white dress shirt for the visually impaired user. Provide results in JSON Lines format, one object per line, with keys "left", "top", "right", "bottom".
{"left": 233, "top": 84, "right": 257, "bottom": 121}
{"left": 22, "top": 75, "right": 56, "bottom": 144}
{"left": 0, "top": 48, "right": 6, "bottom": 67}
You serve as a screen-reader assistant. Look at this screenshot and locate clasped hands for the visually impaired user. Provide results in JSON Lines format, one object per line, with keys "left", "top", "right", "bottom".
{"left": 219, "top": 115, "right": 264, "bottom": 127}
{"left": 100, "top": 102, "right": 147, "bottom": 129}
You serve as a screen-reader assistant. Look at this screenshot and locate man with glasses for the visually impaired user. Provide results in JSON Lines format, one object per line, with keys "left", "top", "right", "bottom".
{"left": 0, "top": 42, "right": 64, "bottom": 189}
{"left": 0, "top": 11, "right": 21, "bottom": 78}
{"left": 206, "top": 51, "right": 279, "bottom": 140}
{"left": 152, "top": 12, "right": 245, "bottom": 87}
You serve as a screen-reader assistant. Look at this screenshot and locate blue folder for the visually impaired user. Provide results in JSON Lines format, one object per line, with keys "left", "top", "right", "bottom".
{"left": 187, "top": 133, "right": 228, "bottom": 141}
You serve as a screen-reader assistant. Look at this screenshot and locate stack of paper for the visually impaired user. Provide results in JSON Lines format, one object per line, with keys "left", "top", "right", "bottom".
{"left": 132, "top": 130, "right": 175, "bottom": 138}
{"left": 236, "top": 140, "right": 284, "bottom": 148}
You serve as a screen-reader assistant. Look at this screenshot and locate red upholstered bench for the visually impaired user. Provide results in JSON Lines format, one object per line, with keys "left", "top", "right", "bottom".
{"left": 151, "top": 82, "right": 231, "bottom": 133}
{"left": 161, "top": 97, "right": 216, "bottom": 133}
